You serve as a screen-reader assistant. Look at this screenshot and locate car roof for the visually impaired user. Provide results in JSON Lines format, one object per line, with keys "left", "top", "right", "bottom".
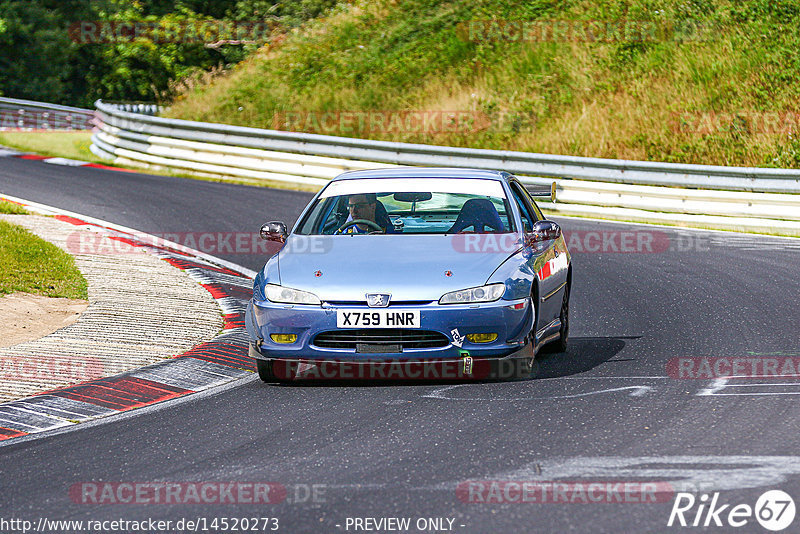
{"left": 332, "top": 167, "right": 511, "bottom": 182}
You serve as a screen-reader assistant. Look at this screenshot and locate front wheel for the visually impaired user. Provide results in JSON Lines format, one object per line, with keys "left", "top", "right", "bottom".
{"left": 543, "top": 285, "right": 569, "bottom": 353}
{"left": 255, "top": 359, "right": 276, "bottom": 382}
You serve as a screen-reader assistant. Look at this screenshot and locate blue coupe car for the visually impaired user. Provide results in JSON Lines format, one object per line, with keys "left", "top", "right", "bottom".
{"left": 245, "top": 168, "right": 571, "bottom": 382}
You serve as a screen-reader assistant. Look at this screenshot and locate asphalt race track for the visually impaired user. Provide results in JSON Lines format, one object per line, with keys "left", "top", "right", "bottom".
{"left": 2, "top": 158, "right": 800, "bottom": 533}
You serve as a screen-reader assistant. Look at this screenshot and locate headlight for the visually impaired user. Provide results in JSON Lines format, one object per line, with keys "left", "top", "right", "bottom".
{"left": 439, "top": 283, "right": 505, "bottom": 305}
{"left": 265, "top": 284, "right": 321, "bottom": 305}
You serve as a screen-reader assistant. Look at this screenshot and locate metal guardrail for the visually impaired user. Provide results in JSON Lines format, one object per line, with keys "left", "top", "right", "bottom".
{"left": 94, "top": 100, "right": 800, "bottom": 194}
{"left": 0, "top": 97, "right": 95, "bottom": 131}
{"left": 102, "top": 102, "right": 161, "bottom": 116}
{"left": 91, "top": 100, "right": 800, "bottom": 235}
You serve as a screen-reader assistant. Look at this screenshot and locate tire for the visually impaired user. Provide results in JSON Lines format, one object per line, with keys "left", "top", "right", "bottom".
{"left": 543, "top": 284, "right": 569, "bottom": 354}
{"left": 513, "top": 354, "right": 539, "bottom": 380}
{"left": 255, "top": 359, "right": 276, "bottom": 382}
{"left": 519, "top": 287, "right": 539, "bottom": 377}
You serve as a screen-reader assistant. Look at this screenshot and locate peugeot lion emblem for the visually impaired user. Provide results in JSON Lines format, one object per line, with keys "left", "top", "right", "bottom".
{"left": 366, "top": 293, "right": 391, "bottom": 308}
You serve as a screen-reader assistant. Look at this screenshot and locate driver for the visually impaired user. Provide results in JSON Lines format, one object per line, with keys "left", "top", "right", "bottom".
{"left": 343, "top": 193, "right": 394, "bottom": 233}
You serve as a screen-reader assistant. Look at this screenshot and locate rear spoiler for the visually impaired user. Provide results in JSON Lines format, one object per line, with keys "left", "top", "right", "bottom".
{"left": 526, "top": 181, "right": 557, "bottom": 203}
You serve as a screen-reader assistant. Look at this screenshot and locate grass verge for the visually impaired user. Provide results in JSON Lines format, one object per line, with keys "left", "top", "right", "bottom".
{"left": 0, "top": 131, "right": 97, "bottom": 162}
{"left": 0, "top": 200, "right": 29, "bottom": 215}
{"left": 0, "top": 218, "right": 88, "bottom": 299}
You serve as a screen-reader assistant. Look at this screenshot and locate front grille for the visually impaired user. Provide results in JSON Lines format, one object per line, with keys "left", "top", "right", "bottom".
{"left": 313, "top": 329, "right": 449, "bottom": 350}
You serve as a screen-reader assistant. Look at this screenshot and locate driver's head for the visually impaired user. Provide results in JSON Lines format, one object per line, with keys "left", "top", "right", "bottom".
{"left": 347, "top": 193, "right": 377, "bottom": 222}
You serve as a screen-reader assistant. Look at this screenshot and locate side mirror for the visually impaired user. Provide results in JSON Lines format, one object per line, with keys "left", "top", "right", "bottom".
{"left": 260, "top": 221, "right": 288, "bottom": 243}
{"left": 526, "top": 220, "right": 561, "bottom": 245}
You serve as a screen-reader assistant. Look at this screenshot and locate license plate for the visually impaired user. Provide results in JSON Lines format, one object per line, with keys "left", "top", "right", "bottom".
{"left": 336, "top": 309, "right": 420, "bottom": 328}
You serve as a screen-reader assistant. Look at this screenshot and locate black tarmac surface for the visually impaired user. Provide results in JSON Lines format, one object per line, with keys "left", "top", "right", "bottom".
{"left": 2, "top": 158, "right": 800, "bottom": 533}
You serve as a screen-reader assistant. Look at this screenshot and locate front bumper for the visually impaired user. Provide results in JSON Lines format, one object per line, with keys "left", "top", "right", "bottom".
{"left": 246, "top": 296, "right": 534, "bottom": 362}
{"left": 249, "top": 341, "right": 534, "bottom": 381}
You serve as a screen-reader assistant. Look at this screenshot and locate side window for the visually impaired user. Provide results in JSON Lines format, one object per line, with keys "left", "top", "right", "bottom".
{"left": 509, "top": 182, "right": 537, "bottom": 232}
{"left": 317, "top": 197, "right": 347, "bottom": 234}
{"left": 516, "top": 181, "right": 545, "bottom": 221}
{"left": 530, "top": 199, "right": 545, "bottom": 221}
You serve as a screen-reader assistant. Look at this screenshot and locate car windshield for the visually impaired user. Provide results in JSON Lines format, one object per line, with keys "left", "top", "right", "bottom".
{"left": 295, "top": 178, "right": 516, "bottom": 235}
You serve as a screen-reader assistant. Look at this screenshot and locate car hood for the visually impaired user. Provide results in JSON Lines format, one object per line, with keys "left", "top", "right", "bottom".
{"left": 276, "top": 234, "right": 519, "bottom": 302}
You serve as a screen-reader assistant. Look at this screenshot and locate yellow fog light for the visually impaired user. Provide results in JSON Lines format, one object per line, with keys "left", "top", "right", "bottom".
{"left": 270, "top": 334, "right": 298, "bottom": 344}
{"left": 466, "top": 333, "right": 498, "bottom": 344}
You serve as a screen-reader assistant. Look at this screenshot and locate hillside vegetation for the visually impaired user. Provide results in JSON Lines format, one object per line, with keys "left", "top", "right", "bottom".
{"left": 165, "top": 0, "right": 800, "bottom": 167}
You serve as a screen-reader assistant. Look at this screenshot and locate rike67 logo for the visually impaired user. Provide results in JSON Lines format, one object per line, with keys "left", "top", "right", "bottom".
{"left": 668, "top": 490, "right": 796, "bottom": 531}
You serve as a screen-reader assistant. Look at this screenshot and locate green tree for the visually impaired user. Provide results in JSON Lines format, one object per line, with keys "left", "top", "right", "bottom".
{"left": 0, "top": 1, "right": 77, "bottom": 103}
{"left": 0, "top": 0, "right": 338, "bottom": 106}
